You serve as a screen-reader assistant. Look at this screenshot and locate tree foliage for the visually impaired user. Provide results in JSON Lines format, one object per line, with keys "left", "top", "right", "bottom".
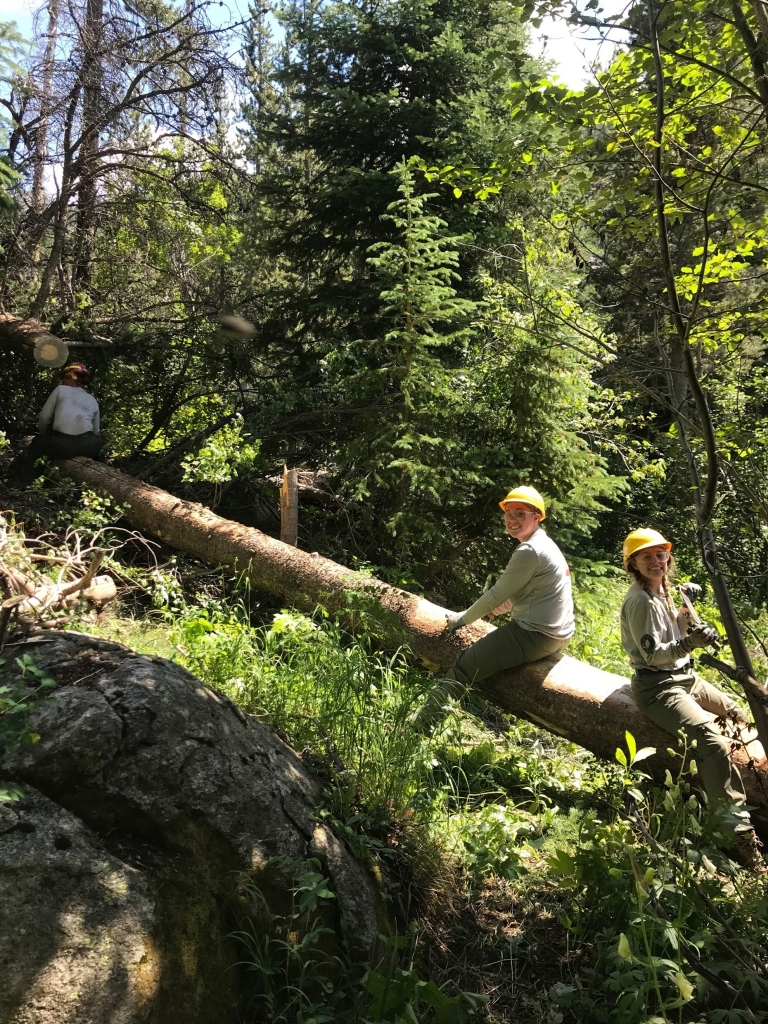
{"left": 1, "top": 0, "right": 767, "bottom": 603}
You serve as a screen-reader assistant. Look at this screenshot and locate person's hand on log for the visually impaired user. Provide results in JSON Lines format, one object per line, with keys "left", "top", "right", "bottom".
{"left": 488, "top": 598, "right": 513, "bottom": 619}
{"left": 681, "top": 623, "right": 720, "bottom": 651}
{"left": 445, "top": 611, "right": 465, "bottom": 634}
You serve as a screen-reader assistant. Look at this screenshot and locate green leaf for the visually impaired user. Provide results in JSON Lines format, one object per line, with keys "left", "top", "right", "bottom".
{"left": 632, "top": 746, "right": 656, "bottom": 763}
{"left": 625, "top": 731, "right": 637, "bottom": 762}
{"left": 419, "top": 980, "right": 454, "bottom": 1010}
{"left": 547, "top": 848, "right": 576, "bottom": 875}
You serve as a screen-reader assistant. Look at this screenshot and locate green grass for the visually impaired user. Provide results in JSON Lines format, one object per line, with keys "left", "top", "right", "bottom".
{"left": 171, "top": 603, "right": 436, "bottom": 819}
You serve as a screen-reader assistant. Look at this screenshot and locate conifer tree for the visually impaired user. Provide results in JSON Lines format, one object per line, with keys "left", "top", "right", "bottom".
{"left": 244, "top": 0, "right": 530, "bottom": 361}
{"left": 342, "top": 158, "right": 478, "bottom": 557}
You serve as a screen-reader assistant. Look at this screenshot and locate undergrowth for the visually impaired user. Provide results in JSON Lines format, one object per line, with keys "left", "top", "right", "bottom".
{"left": 73, "top": 565, "right": 768, "bottom": 1023}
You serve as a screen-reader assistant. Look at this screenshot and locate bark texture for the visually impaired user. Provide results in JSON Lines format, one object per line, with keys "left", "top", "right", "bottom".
{"left": 0, "top": 631, "right": 382, "bottom": 1024}
{"left": 59, "top": 458, "right": 768, "bottom": 814}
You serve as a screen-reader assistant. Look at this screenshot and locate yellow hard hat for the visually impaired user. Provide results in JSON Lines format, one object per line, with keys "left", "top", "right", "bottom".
{"left": 622, "top": 528, "right": 672, "bottom": 568}
{"left": 498, "top": 486, "right": 546, "bottom": 520}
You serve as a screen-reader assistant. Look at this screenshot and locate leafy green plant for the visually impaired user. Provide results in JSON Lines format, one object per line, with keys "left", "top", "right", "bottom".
{"left": 545, "top": 732, "right": 768, "bottom": 1023}
{"left": 67, "top": 489, "right": 127, "bottom": 532}
{"left": 363, "top": 962, "right": 486, "bottom": 1023}
{"left": 233, "top": 856, "right": 486, "bottom": 1024}
{"left": 232, "top": 857, "right": 346, "bottom": 1023}
{"left": 0, "top": 654, "right": 56, "bottom": 801}
{"left": 456, "top": 803, "right": 534, "bottom": 882}
{"left": 181, "top": 416, "right": 261, "bottom": 485}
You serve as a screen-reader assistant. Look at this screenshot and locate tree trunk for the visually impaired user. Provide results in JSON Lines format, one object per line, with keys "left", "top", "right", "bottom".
{"left": 0, "top": 313, "right": 69, "bottom": 366}
{"left": 72, "top": 0, "right": 105, "bottom": 289}
{"left": 31, "top": 0, "right": 60, "bottom": 222}
{"left": 57, "top": 458, "right": 768, "bottom": 814}
{"left": 29, "top": 79, "right": 80, "bottom": 319}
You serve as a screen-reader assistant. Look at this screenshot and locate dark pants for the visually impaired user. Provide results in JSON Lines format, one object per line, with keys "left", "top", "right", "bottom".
{"left": 18, "top": 430, "right": 103, "bottom": 482}
{"left": 415, "top": 620, "right": 571, "bottom": 728}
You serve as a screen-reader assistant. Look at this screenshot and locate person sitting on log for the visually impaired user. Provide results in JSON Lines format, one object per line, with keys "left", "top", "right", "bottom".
{"left": 620, "top": 527, "right": 765, "bottom": 873}
{"left": 416, "top": 486, "right": 575, "bottom": 727}
{"left": 17, "top": 362, "right": 103, "bottom": 483}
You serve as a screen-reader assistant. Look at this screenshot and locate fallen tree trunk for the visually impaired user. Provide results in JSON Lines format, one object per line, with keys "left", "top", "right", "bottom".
{"left": 60, "top": 457, "right": 768, "bottom": 814}
{"left": 0, "top": 313, "right": 69, "bottom": 367}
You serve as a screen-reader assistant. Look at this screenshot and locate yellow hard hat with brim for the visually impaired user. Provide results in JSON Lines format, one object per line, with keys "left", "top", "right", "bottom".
{"left": 623, "top": 528, "right": 672, "bottom": 568}
{"left": 499, "top": 486, "right": 546, "bottom": 520}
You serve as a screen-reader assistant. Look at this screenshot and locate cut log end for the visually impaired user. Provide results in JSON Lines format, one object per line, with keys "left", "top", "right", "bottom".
{"left": 34, "top": 335, "right": 69, "bottom": 367}
{"left": 0, "top": 313, "right": 69, "bottom": 366}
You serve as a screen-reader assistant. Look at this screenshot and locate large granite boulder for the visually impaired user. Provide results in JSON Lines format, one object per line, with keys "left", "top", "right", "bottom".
{"left": 0, "top": 632, "right": 380, "bottom": 1024}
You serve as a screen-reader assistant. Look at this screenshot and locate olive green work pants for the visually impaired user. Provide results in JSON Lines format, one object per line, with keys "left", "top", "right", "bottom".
{"left": 632, "top": 668, "right": 751, "bottom": 830}
{"left": 415, "top": 619, "right": 571, "bottom": 728}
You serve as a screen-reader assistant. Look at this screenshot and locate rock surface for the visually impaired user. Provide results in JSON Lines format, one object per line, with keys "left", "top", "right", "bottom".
{"left": 0, "top": 632, "right": 380, "bottom": 1024}
{"left": 0, "top": 788, "right": 157, "bottom": 1024}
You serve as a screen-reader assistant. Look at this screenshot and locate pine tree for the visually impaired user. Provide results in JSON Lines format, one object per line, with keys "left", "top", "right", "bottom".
{"left": 243, "top": 0, "right": 530, "bottom": 361}
{"left": 341, "top": 159, "right": 478, "bottom": 557}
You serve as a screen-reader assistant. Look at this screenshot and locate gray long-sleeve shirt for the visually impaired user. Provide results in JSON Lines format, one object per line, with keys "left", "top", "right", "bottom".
{"left": 620, "top": 581, "right": 690, "bottom": 672}
{"left": 38, "top": 385, "right": 100, "bottom": 436}
{"left": 457, "top": 528, "right": 575, "bottom": 639}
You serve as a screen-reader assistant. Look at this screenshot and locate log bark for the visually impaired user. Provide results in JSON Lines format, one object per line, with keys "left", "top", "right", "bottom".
{"left": 59, "top": 457, "right": 768, "bottom": 813}
{"left": 0, "top": 313, "right": 69, "bottom": 366}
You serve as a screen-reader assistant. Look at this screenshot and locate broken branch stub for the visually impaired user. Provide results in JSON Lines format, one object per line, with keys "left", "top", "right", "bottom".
{"left": 280, "top": 466, "right": 299, "bottom": 547}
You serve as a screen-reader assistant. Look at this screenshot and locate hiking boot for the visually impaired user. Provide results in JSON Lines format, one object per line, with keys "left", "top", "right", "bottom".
{"left": 731, "top": 829, "right": 768, "bottom": 875}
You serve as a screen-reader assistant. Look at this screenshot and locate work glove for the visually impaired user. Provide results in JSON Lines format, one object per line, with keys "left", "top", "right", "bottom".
{"left": 681, "top": 623, "right": 719, "bottom": 651}
{"left": 445, "top": 611, "right": 464, "bottom": 635}
{"left": 680, "top": 582, "right": 702, "bottom": 603}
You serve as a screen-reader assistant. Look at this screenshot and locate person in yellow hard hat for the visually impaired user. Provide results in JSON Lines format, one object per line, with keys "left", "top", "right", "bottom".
{"left": 621, "top": 528, "right": 765, "bottom": 872}
{"left": 416, "top": 485, "right": 574, "bottom": 727}
{"left": 17, "top": 362, "right": 103, "bottom": 483}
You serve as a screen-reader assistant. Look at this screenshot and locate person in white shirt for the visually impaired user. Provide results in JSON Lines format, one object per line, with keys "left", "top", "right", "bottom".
{"left": 18, "top": 362, "right": 103, "bottom": 482}
{"left": 416, "top": 486, "right": 574, "bottom": 727}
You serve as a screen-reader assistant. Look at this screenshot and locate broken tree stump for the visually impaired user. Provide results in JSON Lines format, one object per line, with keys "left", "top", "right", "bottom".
{"left": 280, "top": 466, "right": 299, "bottom": 547}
